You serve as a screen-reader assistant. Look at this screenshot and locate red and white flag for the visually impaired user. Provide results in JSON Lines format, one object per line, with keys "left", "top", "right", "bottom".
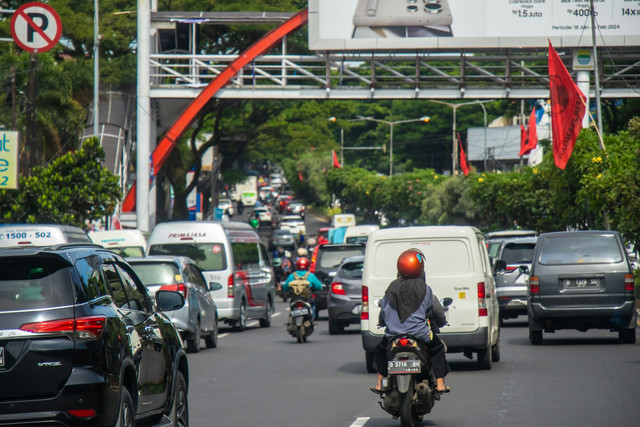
{"left": 332, "top": 149, "right": 341, "bottom": 168}
{"left": 548, "top": 41, "right": 586, "bottom": 169}
{"left": 457, "top": 132, "right": 470, "bottom": 176}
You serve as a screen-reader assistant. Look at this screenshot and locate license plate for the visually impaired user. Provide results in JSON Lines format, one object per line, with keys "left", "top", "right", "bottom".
{"left": 388, "top": 360, "right": 421, "bottom": 374}
{"left": 0, "top": 347, "right": 4, "bottom": 367}
{"left": 563, "top": 278, "right": 600, "bottom": 289}
{"left": 291, "top": 308, "right": 309, "bottom": 316}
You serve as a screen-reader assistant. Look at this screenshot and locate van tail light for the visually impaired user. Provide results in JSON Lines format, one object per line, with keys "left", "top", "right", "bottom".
{"left": 477, "top": 282, "right": 488, "bottom": 317}
{"left": 529, "top": 276, "right": 540, "bottom": 294}
{"left": 310, "top": 246, "right": 319, "bottom": 273}
{"left": 331, "top": 282, "right": 346, "bottom": 295}
{"left": 159, "top": 283, "right": 187, "bottom": 299}
{"left": 227, "top": 274, "right": 235, "bottom": 298}
{"left": 624, "top": 274, "right": 634, "bottom": 292}
{"left": 361, "top": 285, "right": 369, "bottom": 320}
{"left": 20, "top": 315, "right": 107, "bottom": 340}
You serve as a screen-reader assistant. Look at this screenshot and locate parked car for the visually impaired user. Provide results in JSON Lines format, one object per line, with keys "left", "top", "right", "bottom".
{"left": 279, "top": 215, "right": 306, "bottom": 236}
{"left": 485, "top": 229, "right": 538, "bottom": 265}
{"left": 253, "top": 206, "right": 273, "bottom": 226}
{"left": 217, "top": 198, "right": 234, "bottom": 216}
{"left": 0, "top": 244, "right": 189, "bottom": 426}
{"left": 286, "top": 201, "right": 306, "bottom": 219}
{"left": 328, "top": 255, "right": 364, "bottom": 335}
{"left": 0, "top": 224, "right": 91, "bottom": 248}
{"left": 493, "top": 236, "right": 538, "bottom": 320}
{"left": 310, "top": 243, "right": 366, "bottom": 312}
{"left": 269, "top": 229, "right": 296, "bottom": 252}
{"left": 128, "top": 256, "right": 219, "bottom": 353}
{"left": 147, "top": 221, "right": 275, "bottom": 331}
{"left": 528, "top": 230, "right": 637, "bottom": 345}
{"left": 89, "top": 229, "right": 148, "bottom": 258}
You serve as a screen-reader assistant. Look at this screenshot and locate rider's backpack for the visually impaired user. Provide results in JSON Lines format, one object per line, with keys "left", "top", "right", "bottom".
{"left": 289, "top": 271, "right": 311, "bottom": 300}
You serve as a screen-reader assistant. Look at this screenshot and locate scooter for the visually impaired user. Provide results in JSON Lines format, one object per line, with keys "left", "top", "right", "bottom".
{"left": 375, "top": 298, "right": 452, "bottom": 427}
{"left": 286, "top": 299, "right": 314, "bottom": 343}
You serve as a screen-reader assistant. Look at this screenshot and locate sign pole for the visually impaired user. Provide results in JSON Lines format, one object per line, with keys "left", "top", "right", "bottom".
{"left": 25, "top": 52, "right": 38, "bottom": 174}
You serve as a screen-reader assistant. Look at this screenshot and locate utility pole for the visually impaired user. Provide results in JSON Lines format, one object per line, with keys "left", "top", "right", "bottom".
{"left": 94, "top": 0, "right": 100, "bottom": 139}
{"left": 590, "top": 0, "right": 605, "bottom": 149}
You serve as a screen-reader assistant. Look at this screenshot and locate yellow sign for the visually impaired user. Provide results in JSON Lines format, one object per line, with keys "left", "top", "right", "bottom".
{"left": 0, "top": 131, "right": 19, "bottom": 190}
{"left": 459, "top": 292, "right": 466, "bottom": 299}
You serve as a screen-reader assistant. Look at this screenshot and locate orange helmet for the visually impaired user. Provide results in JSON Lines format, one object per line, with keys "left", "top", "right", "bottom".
{"left": 296, "top": 257, "right": 310, "bottom": 271}
{"left": 397, "top": 249, "right": 425, "bottom": 279}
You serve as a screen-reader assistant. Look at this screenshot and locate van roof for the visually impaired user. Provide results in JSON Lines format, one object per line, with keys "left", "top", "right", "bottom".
{"left": 148, "top": 221, "right": 259, "bottom": 244}
{"left": 88, "top": 229, "right": 148, "bottom": 248}
{"left": 369, "top": 225, "right": 482, "bottom": 241}
{"left": 0, "top": 224, "right": 90, "bottom": 248}
{"left": 344, "top": 224, "right": 379, "bottom": 237}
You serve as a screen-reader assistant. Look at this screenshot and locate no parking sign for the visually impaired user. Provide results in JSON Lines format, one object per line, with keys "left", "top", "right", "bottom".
{"left": 10, "top": 2, "right": 62, "bottom": 53}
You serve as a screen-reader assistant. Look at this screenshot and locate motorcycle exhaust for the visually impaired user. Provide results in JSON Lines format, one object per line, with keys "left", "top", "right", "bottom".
{"left": 416, "top": 381, "right": 430, "bottom": 395}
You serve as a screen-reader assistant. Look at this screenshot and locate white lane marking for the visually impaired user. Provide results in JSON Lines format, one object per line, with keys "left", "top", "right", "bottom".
{"left": 218, "top": 333, "right": 230, "bottom": 339}
{"left": 273, "top": 312, "right": 281, "bottom": 318}
{"left": 247, "top": 321, "right": 259, "bottom": 327}
{"left": 350, "top": 417, "right": 370, "bottom": 427}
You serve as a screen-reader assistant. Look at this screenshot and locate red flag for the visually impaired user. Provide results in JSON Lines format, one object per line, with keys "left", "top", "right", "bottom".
{"left": 548, "top": 41, "right": 586, "bottom": 169}
{"left": 298, "top": 171, "right": 304, "bottom": 181}
{"left": 457, "top": 132, "right": 469, "bottom": 176}
{"left": 332, "top": 149, "right": 341, "bottom": 168}
{"left": 518, "top": 124, "right": 529, "bottom": 157}
{"left": 518, "top": 107, "right": 539, "bottom": 157}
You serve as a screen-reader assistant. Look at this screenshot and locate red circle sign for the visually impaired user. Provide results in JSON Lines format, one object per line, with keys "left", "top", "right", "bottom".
{"left": 10, "top": 2, "right": 62, "bottom": 53}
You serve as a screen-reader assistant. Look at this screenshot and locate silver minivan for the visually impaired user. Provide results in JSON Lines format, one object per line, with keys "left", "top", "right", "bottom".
{"left": 147, "top": 221, "right": 275, "bottom": 331}
{"left": 493, "top": 236, "right": 537, "bottom": 320}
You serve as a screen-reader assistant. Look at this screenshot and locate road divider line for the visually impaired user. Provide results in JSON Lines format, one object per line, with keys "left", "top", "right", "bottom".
{"left": 349, "top": 417, "right": 370, "bottom": 427}
{"left": 273, "top": 312, "right": 281, "bottom": 318}
{"left": 247, "top": 321, "right": 259, "bottom": 327}
{"left": 218, "top": 333, "right": 230, "bottom": 339}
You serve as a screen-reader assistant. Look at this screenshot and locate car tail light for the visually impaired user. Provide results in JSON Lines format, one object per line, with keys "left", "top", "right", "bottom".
{"left": 20, "top": 315, "right": 107, "bottom": 340}
{"left": 310, "top": 246, "right": 319, "bottom": 272}
{"left": 227, "top": 274, "right": 235, "bottom": 298}
{"left": 361, "top": 285, "right": 369, "bottom": 320}
{"left": 529, "top": 276, "right": 540, "bottom": 294}
{"left": 506, "top": 266, "right": 517, "bottom": 272}
{"left": 477, "top": 282, "right": 488, "bottom": 317}
{"left": 159, "top": 283, "right": 188, "bottom": 299}
{"left": 67, "top": 409, "right": 97, "bottom": 418}
{"left": 624, "top": 274, "right": 634, "bottom": 292}
{"left": 331, "top": 282, "right": 346, "bottom": 295}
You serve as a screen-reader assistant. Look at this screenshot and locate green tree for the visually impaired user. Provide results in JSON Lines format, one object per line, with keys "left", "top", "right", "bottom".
{"left": 0, "top": 138, "right": 120, "bottom": 228}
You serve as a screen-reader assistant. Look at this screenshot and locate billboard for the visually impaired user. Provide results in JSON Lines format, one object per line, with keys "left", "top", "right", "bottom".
{"left": 309, "top": 0, "right": 640, "bottom": 51}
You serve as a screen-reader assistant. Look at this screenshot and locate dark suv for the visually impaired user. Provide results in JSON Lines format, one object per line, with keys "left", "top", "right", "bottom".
{"left": 528, "top": 231, "right": 637, "bottom": 345}
{"left": 310, "top": 243, "right": 366, "bottom": 312}
{"left": 0, "top": 244, "right": 189, "bottom": 426}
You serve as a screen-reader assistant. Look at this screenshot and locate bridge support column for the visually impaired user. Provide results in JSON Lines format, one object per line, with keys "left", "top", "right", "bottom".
{"left": 136, "top": 0, "right": 151, "bottom": 232}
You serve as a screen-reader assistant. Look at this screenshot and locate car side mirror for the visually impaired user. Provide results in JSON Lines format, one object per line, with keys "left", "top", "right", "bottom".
{"left": 209, "top": 282, "right": 223, "bottom": 291}
{"left": 156, "top": 290, "right": 185, "bottom": 312}
{"left": 441, "top": 297, "right": 453, "bottom": 308}
{"left": 494, "top": 260, "right": 507, "bottom": 273}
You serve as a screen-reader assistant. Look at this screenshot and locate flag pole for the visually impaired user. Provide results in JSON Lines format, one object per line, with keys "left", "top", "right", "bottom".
{"left": 589, "top": 0, "right": 606, "bottom": 151}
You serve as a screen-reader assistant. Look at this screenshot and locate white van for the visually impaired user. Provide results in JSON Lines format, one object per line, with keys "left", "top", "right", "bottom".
{"left": 147, "top": 221, "right": 275, "bottom": 331}
{"left": 332, "top": 213, "right": 356, "bottom": 228}
{"left": 361, "top": 226, "right": 500, "bottom": 371}
{"left": 0, "top": 224, "right": 91, "bottom": 248}
{"left": 88, "top": 229, "right": 148, "bottom": 258}
{"left": 344, "top": 224, "right": 379, "bottom": 245}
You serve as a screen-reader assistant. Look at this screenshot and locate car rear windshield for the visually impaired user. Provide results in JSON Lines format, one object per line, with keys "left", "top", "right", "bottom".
{"left": 346, "top": 236, "right": 369, "bottom": 245}
{"left": 337, "top": 261, "right": 364, "bottom": 279}
{"left": 502, "top": 243, "right": 535, "bottom": 264}
{"left": 149, "top": 243, "right": 227, "bottom": 271}
{"left": 129, "top": 262, "right": 181, "bottom": 287}
{"left": 539, "top": 235, "right": 624, "bottom": 265}
{"left": 319, "top": 248, "right": 365, "bottom": 269}
{"left": 108, "top": 246, "right": 145, "bottom": 258}
{"left": 0, "top": 257, "right": 75, "bottom": 311}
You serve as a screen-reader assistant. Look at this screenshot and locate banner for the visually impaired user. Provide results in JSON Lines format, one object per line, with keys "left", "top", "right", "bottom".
{"left": 549, "top": 41, "right": 586, "bottom": 170}
{"left": 457, "top": 132, "right": 469, "bottom": 176}
{"left": 0, "top": 131, "right": 19, "bottom": 190}
{"left": 332, "top": 149, "right": 342, "bottom": 168}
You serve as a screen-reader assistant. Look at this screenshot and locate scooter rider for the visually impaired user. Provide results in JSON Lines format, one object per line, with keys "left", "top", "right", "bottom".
{"left": 282, "top": 257, "right": 322, "bottom": 318}
{"left": 371, "top": 249, "right": 450, "bottom": 395}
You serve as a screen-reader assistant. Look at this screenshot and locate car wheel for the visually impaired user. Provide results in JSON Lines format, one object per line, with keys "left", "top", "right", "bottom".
{"left": 186, "top": 320, "right": 201, "bottom": 353}
{"left": 529, "top": 328, "right": 543, "bottom": 345}
{"left": 115, "top": 387, "right": 134, "bottom": 427}
{"left": 168, "top": 372, "right": 189, "bottom": 427}
{"left": 204, "top": 315, "right": 218, "bottom": 349}
{"left": 234, "top": 301, "right": 247, "bottom": 331}
{"left": 365, "top": 351, "right": 376, "bottom": 374}
{"left": 328, "top": 320, "right": 344, "bottom": 335}
{"left": 259, "top": 299, "right": 272, "bottom": 328}
{"left": 619, "top": 328, "right": 636, "bottom": 344}
{"left": 477, "top": 347, "right": 492, "bottom": 370}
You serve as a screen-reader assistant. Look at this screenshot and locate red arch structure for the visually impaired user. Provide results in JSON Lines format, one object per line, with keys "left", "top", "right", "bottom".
{"left": 122, "top": 8, "right": 309, "bottom": 212}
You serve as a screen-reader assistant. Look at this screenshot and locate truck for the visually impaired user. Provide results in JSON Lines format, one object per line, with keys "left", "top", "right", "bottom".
{"left": 236, "top": 175, "right": 258, "bottom": 207}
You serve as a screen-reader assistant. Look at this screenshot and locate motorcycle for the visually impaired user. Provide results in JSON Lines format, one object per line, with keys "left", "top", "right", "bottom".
{"left": 286, "top": 298, "right": 314, "bottom": 343}
{"left": 376, "top": 297, "right": 453, "bottom": 427}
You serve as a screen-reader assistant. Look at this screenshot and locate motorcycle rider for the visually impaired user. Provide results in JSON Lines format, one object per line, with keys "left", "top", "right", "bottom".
{"left": 371, "top": 248, "right": 450, "bottom": 395}
{"left": 282, "top": 257, "right": 322, "bottom": 319}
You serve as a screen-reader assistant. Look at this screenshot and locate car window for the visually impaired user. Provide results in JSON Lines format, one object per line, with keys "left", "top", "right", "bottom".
{"left": 319, "top": 248, "right": 365, "bottom": 268}
{"left": 259, "top": 244, "right": 271, "bottom": 268}
{"left": 0, "top": 257, "right": 74, "bottom": 310}
{"left": 130, "top": 262, "right": 180, "bottom": 286}
{"left": 102, "top": 264, "right": 130, "bottom": 308}
{"left": 108, "top": 246, "right": 145, "bottom": 258}
{"left": 149, "top": 243, "right": 227, "bottom": 271}
{"left": 116, "top": 264, "right": 150, "bottom": 312}
{"left": 75, "top": 255, "right": 109, "bottom": 300}
{"left": 232, "top": 242, "right": 260, "bottom": 271}
{"left": 186, "top": 264, "right": 208, "bottom": 290}
{"left": 539, "top": 235, "right": 624, "bottom": 265}
{"left": 345, "top": 236, "right": 368, "bottom": 245}
{"left": 337, "top": 261, "right": 364, "bottom": 279}
{"left": 501, "top": 243, "right": 535, "bottom": 264}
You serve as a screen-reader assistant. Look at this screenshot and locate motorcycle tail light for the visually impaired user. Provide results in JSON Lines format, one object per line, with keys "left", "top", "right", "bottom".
{"left": 293, "top": 301, "right": 305, "bottom": 309}
{"left": 393, "top": 337, "right": 418, "bottom": 348}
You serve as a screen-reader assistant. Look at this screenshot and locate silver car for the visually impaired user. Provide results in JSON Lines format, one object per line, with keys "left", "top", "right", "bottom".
{"left": 493, "top": 236, "right": 537, "bottom": 320}
{"left": 327, "top": 255, "right": 364, "bottom": 335}
{"left": 128, "top": 256, "right": 218, "bottom": 353}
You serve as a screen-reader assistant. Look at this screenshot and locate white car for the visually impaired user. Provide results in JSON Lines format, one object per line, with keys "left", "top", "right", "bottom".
{"left": 279, "top": 215, "right": 306, "bottom": 236}
{"left": 218, "top": 198, "right": 234, "bottom": 216}
{"left": 253, "top": 207, "right": 272, "bottom": 225}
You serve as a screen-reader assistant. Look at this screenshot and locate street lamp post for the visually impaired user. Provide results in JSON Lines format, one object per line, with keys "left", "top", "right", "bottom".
{"left": 356, "top": 116, "right": 431, "bottom": 176}
{"left": 427, "top": 100, "right": 492, "bottom": 174}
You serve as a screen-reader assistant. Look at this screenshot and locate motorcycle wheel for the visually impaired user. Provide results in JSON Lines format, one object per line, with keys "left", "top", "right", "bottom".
{"left": 296, "top": 326, "right": 304, "bottom": 343}
{"left": 399, "top": 386, "right": 415, "bottom": 427}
